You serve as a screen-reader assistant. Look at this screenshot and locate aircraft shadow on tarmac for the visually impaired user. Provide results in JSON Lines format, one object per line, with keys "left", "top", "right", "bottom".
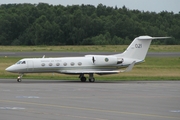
{"left": 0, "top": 79, "right": 127, "bottom": 84}
{"left": 0, "top": 79, "right": 169, "bottom": 84}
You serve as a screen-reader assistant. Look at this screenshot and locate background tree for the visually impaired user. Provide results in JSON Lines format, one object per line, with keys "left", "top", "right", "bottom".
{"left": 0, "top": 3, "right": 179, "bottom": 45}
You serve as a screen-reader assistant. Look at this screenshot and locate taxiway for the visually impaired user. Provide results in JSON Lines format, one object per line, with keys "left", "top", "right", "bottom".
{"left": 0, "top": 79, "right": 180, "bottom": 120}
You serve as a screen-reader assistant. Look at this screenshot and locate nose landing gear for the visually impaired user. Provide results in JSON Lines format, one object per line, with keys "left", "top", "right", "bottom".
{"left": 17, "top": 74, "right": 23, "bottom": 82}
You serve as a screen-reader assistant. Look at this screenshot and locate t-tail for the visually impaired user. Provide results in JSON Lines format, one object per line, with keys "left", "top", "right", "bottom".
{"left": 114, "top": 36, "right": 170, "bottom": 61}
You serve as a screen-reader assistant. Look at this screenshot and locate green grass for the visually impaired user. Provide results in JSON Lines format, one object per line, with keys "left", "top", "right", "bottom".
{"left": 0, "top": 45, "right": 180, "bottom": 52}
{"left": 1, "top": 57, "right": 180, "bottom": 81}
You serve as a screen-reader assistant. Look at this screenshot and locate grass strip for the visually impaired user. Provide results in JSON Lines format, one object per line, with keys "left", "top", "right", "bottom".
{"left": 0, "top": 45, "right": 180, "bottom": 52}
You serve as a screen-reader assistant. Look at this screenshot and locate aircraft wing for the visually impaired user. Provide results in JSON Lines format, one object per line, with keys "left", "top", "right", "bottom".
{"left": 60, "top": 70, "right": 120, "bottom": 74}
{"left": 119, "top": 61, "right": 136, "bottom": 72}
{"left": 60, "top": 61, "right": 136, "bottom": 75}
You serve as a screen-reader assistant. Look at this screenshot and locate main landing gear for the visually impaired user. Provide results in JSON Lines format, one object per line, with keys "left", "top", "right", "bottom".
{"left": 79, "top": 74, "right": 95, "bottom": 82}
{"left": 17, "top": 73, "right": 23, "bottom": 82}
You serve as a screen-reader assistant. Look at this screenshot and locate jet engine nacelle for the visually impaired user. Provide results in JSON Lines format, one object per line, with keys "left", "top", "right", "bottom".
{"left": 85, "top": 55, "right": 123, "bottom": 66}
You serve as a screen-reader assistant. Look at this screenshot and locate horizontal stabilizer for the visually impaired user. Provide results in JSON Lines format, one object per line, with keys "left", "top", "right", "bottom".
{"left": 151, "top": 37, "right": 171, "bottom": 39}
{"left": 138, "top": 36, "right": 171, "bottom": 40}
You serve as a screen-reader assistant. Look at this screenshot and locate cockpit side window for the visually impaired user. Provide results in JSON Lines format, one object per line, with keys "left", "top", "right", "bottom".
{"left": 21, "top": 61, "right": 26, "bottom": 64}
{"left": 16, "top": 61, "right": 22, "bottom": 64}
{"left": 16, "top": 61, "right": 26, "bottom": 64}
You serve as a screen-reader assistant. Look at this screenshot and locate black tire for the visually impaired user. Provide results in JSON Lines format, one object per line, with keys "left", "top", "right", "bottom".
{"left": 81, "top": 77, "right": 86, "bottom": 82}
{"left": 17, "top": 79, "right": 22, "bottom": 82}
{"left": 89, "top": 78, "right": 95, "bottom": 82}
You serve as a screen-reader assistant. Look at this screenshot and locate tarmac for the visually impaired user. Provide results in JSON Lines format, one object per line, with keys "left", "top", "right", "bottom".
{"left": 0, "top": 79, "right": 180, "bottom": 120}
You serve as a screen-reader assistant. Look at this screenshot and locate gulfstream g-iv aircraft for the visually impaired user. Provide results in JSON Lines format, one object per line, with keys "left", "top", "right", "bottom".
{"left": 6, "top": 36, "right": 170, "bottom": 82}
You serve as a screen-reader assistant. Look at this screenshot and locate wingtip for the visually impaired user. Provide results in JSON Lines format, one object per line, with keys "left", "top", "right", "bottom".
{"left": 125, "top": 61, "right": 136, "bottom": 72}
{"left": 120, "top": 61, "right": 136, "bottom": 73}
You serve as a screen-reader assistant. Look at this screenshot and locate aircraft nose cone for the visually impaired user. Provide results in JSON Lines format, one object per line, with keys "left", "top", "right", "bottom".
{"left": 5, "top": 67, "right": 11, "bottom": 72}
{"left": 5, "top": 66, "right": 14, "bottom": 72}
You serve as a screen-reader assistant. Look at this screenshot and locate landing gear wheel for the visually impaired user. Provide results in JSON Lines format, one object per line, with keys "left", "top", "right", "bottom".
{"left": 17, "top": 74, "right": 23, "bottom": 82}
{"left": 17, "top": 79, "right": 22, "bottom": 82}
{"left": 81, "top": 77, "right": 86, "bottom": 82}
{"left": 89, "top": 78, "right": 95, "bottom": 82}
{"left": 88, "top": 73, "right": 95, "bottom": 82}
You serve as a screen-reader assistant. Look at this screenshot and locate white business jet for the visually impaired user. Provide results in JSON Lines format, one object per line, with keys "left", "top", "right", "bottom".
{"left": 5, "top": 36, "right": 169, "bottom": 82}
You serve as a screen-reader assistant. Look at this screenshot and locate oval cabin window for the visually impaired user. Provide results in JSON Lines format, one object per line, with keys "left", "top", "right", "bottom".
{"left": 71, "top": 62, "right": 75, "bottom": 66}
{"left": 49, "top": 63, "right": 53, "bottom": 66}
{"left": 63, "top": 62, "right": 67, "bottom": 66}
{"left": 56, "top": 63, "right": 60, "bottom": 66}
{"left": 41, "top": 63, "right": 45, "bottom": 66}
{"left": 78, "top": 62, "right": 82, "bottom": 66}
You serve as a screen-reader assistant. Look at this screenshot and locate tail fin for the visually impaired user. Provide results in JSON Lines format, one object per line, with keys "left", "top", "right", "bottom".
{"left": 116, "top": 36, "right": 170, "bottom": 60}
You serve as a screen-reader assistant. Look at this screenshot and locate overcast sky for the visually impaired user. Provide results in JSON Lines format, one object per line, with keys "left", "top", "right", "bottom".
{"left": 1, "top": 0, "right": 180, "bottom": 13}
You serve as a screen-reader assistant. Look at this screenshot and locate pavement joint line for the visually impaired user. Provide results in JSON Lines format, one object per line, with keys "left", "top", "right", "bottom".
{"left": 0, "top": 99, "right": 179, "bottom": 119}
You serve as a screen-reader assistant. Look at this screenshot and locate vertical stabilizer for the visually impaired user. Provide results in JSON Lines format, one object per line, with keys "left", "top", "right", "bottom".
{"left": 122, "top": 36, "right": 152, "bottom": 60}
{"left": 114, "top": 36, "right": 170, "bottom": 61}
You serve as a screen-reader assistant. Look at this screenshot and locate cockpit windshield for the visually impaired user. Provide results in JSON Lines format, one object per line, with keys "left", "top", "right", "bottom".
{"left": 16, "top": 61, "right": 22, "bottom": 64}
{"left": 16, "top": 61, "right": 26, "bottom": 64}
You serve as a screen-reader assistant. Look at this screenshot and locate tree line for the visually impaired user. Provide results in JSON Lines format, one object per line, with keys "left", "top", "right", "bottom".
{"left": 0, "top": 3, "right": 180, "bottom": 45}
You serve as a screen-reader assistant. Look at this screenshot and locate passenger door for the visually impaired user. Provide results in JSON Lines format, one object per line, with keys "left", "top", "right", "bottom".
{"left": 27, "top": 60, "right": 34, "bottom": 72}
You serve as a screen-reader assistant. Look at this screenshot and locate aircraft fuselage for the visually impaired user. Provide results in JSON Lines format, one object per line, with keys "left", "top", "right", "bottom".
{"left": 6, "top": 56, "right": 134, "bottom": 74}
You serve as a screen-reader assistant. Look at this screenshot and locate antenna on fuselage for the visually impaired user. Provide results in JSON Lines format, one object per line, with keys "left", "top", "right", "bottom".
{"left": 42, "top": 55, "right": 45, "bottom": 58}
